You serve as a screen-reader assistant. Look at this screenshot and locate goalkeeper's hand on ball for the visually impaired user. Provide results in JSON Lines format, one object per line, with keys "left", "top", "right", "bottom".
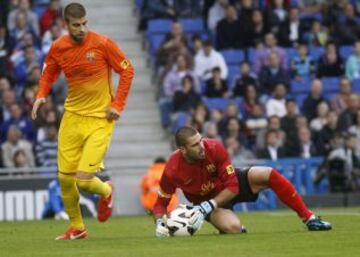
{"left": 155, "top": 215, "right": 170, "bottom": 238}
{"left": 189, "top": 199, "right": 217, "bottom": 231}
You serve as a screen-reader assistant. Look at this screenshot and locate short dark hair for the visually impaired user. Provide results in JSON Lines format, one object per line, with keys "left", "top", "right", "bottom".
{"left": 64, "top": 3, "right": 86, "bottom": 22}
{"left": 175, "top": 126, "right": 198, "bottom": 147}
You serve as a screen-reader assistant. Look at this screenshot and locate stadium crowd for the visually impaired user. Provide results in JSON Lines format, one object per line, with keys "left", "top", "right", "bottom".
{"left": 0, "top": 0, "right": 63, "bottom": 169}
{"left": 139, "top": 0, "right": 360, "bottom": 191}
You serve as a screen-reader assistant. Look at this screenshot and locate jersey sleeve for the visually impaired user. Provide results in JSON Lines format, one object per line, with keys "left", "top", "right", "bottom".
{"left": 215, "top": 141, "right": 239, "bottom": 194}
{"left": 104, "top": 38, "right": 135, "bottom": 112}
{"left": 152, "top": 170, "right": 176, "bottom": 216}
{"left": 37, "top": 44, "right": 61, "bottom": 98}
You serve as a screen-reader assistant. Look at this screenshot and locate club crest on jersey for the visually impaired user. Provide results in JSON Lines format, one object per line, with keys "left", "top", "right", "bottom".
{"left": 86, "top": 51, "right": 96, "bottom": 62}
{"left": 200, "top": 181, "right": 215, "bottom": 196}
{"left": 206, "top": 164, "right": 216, "bottom": 173}
{"left": 120, "top": 59, "right": 129, "bottom": 69}
{"left": 226, "top": 165, "right": 235, "bottom": 175}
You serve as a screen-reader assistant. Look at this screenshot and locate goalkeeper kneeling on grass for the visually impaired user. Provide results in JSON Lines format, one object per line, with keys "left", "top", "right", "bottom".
{"left": 153, "top": 127, "right": 332, "bottom": 237}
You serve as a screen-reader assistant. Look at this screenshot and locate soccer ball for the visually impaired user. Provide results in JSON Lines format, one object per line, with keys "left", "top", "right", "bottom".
{"left": 166, "top": 206, "right": 196, "bottom": 236}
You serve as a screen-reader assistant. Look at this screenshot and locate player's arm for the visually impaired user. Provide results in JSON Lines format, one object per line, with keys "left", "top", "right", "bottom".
{"left": 153, "top": 171, "right": 176, "bottom": 237}
{"left": 32, "top": 45, "right": 61, "bottom": 120}
{"left": 104, "top": 38, "right": 135, "bottom": 120}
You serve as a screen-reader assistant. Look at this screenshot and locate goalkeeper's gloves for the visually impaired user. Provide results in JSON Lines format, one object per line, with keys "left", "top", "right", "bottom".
{"left": 189, "top": 199, "right": 217, "bottom": 231}
{"left": 155, "top": 215, "right": 169, "bottom": 238}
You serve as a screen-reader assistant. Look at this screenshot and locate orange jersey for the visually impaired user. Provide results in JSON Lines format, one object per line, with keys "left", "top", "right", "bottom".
{"left": 37, "top": 31, "right": 135, "bottom": 117}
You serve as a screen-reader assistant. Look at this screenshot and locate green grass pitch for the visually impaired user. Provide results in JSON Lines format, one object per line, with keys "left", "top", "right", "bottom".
{"left": 1, "top": 208, "right": 359, "bottom": 257}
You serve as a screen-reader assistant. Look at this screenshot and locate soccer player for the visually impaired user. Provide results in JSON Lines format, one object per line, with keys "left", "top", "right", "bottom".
{"left": 32, "top": 3, "right": 134, "bottom": 240}
{"left": 154, "top": 127, "right": 331, "bottom": 237}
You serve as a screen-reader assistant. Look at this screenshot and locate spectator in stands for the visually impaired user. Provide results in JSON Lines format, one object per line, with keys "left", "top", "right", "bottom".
{"left": 331, "top": 77, "right": 352, "bottom": 114}
{"left": 21, "top": 86, "right": 35, "bottom": 117}
{"left": 317, "top": 42, "right": 344, "bottom": 78}
{"left": 194, "top": 39, "right": 228, "bottom": 80}
{"left": 265, "top": 83, "right": 288, "bottom": 118}
{"left": 349, "top": 110, "right": 360, "bottom": 156}
{"left": 175, "top": 0, "right": 202, "bottom": 18}
{"left": 40, "top": 0, "right": 62, "bottom": 35}
{"left": 291, "top": 43, "right": 316, "bottom": 80}
{"left": 0, "top": 26, "right": 9, "bottom": 77}
{"left": 156, "top": 22, "right": 191, "bottom": 68}
{"left": 7, "top": 0, "right": 40, "bottom": 37}
{"left": 13, "top": 149, "right": 32, "bottom": 168}
{"left": 204, "top": 121, "right": 222, "bottom": 140}
{"left": 245, "top": 103, "right": 267, "bottom": 149}
{"left": 246, "top": 9, "right": 269, "bottom": 48}
{"left": 205, "top": 67, "right": 229, "bottom": 98}
{"left": 254, "top": 32, "right": 288, "bottom": 73}
{"left": 138, "top": 0, "right": 176, "bottom": 30}
{"left": 172, "top": 75, "right": 201, "bottom": 113}
{"left": 208, "top": 0, "right": 229, "bottom": 32}
{"left": 218, "top": 102, "right": 241, "bottom": 134}
{"left": 190, "top": 34, "right": 203, "bottom": 55}
{"left": 259, "top": 52, "right": 289, "bottom": 94}
{"left": 186, "top": 103, "right": 210, "bottom": 133}
{"left": 0, "top": 77, "right": 11, "bottom": 96}
{"left": 0, "top": 88, "right": 16, "bottom": 123}
{"left": 35, "top": 124, "right": 58, "bottom": 167}
{"left": 36, "top": 109, "right": 59, "bottom": 142}
{"left": 163, "top": 54, "right": 199, "bottom": 98}
{"left": 334, "top": 3, "right": 360, "bottom": 45}
{"left": 222, "top": 117, "right": 247, "bottom": 146}
{"left": 257, "top": 129, "right": 286, "bottom": 160}
{"left": 315, "top": 110, "right": 340, "bottom": 155}
{"left": 338, "top": 93, "right": 359, "bottom": 132}
{"left": 281, "top": 99, "right": 299, "bottom": 138}
{"left": 267, "top": 0, "right": 289, "bottom": 39}
{"left": 310, "top": 101, "right": 329, "bottom": 131}
{"left": 277, "top": 7, "right": 303, "bottom": 47}
{"left": 232, "top": 61, "right": 258, "bottom": 97}
{"left": 225, "top": 135, "right": 255, "bottom": 164}
{"left": 256, "top": 115, "right": 286, "bottom": 149}
{"left": 209, "top": 108, "right": 223, "bottom": 127}
{"left": 297, "top": 0, "right": 324, "bottom": 14}
{"left": 42, "top": 18, "right": 66, "bottom": 55}
{"left": 0, "top": 102, "right": 36, "bottom": 143}
{"left": 216, "top": 5, "right": 242, "bottom": 49}
{"left": 1, "top": 126, "right": 34, "bottom": 168}
{"left": 295, "top": 126, "right": 320, "bottom": 158}
{"left": 345, "top": 40, "right": 360, "bottom": 81}
{"left": 239, "top": 84, "right": 262, "bottom": 119}
{"left": 8, "top": 11, "right": 39, "bottom": 51}
{"left": 306, "top": 20, "right": 328, "bottom": 47}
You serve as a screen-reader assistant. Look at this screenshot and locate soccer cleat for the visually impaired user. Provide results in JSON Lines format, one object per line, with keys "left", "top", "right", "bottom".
{"left": 306, "top": 216, "right": 332, "bottom": 231}
{"left": 97, "top": 181, "right": 114, "bottom": 222}
{"left": 55, "top": 227, "right": 88, "bottom": 240}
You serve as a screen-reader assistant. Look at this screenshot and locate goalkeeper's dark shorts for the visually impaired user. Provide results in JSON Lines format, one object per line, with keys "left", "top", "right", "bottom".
{"left": 206, "top": 167, "right": 259, "bottom": 221}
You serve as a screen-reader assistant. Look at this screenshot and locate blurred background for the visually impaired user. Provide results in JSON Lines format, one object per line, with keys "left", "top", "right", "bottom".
{"left": 0, "top": 0, "right": 359, "bottom": 221}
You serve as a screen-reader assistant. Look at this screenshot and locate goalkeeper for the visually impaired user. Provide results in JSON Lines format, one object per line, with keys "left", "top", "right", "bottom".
{"left": 32, "top": 2, "right": 134, "bottom": 240}
{"left": 153, "top": 127, "right": 331, "bottom": 237}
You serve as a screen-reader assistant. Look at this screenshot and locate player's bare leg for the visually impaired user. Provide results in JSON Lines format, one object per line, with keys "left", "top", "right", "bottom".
{"left": 209, "top": 208, "right": 246, "bottom": 234}
{"left": 247, "top": 166, "right": 331, "bottom": 231}
{"left": 75, "top": 171, "right": 114, "bottom": 222}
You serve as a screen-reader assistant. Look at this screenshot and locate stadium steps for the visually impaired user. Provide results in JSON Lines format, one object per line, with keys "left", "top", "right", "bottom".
{"left": 82, "top": 0, "right": 171, "bottom": 183}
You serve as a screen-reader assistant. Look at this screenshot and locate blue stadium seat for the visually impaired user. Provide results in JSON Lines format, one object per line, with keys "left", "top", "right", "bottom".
{"left": 292, "top": 93, "right": 308, "bottom": 109}
{"left": 147, "top": 19, "right": 173, "bottom": 35}
{"left": 339, "top": 45, "right": 354, "bottom": 60}
{"left": 286, "top": 47, "right": 298, "bottom": 59}
{"left": 324, "top": 92, "right": 337, "bottom": 102}
{"left": 321, "top": 77, "right": 340, "bottom": 93}
{"left": 246, "top": 47, "right": 256, "bottom": 64}
{"left": 352, "top": 79, "right": 360, "bottom": 93}
{"left": 290, "top": 78, "right": 311, "bottom": 93}
{"left": 135, "top": 0, "right": 144, "bottom": 9}
{"left": 227, "top": 65, "right": 240, "bottom": 88}
{"left": 179, "top": 18, "right": 204, "bottom": 35}
{"left": 299, "top": 12, "right": 323, "bottom": 23}
{"left": 202, "top": 97, "right": 229, "bottom": 111}
{"left": 308, "top": 46, "right": 324, "bottom": 60}
{"left": 149, "top": 34, "right": 166, "bottom": 55}
{"left": 220, "top": 49, "right": 245, "bottom": 66}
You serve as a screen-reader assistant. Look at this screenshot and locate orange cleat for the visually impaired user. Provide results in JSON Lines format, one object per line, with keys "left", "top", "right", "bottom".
{"left": 97, "top": 181, "right": 114, "bottom": 222}
{"left": 55, "top": 227, "right": 88, "bottom": 240}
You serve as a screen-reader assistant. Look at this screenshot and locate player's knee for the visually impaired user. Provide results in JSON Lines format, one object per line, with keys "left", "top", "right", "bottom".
{"left": 76, "top": 171, "right": 95, "bottom": 180}
{"left": 221, "top": 220, "right": 243, "bottom": 234}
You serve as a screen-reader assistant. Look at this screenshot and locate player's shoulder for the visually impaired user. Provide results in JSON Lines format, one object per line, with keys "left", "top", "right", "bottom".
{"left": 51, "top": 34, "right": 71, "bottom": 50}
{"left": 164, "top": 150, "right": 182, "bottom": 173}
{"left": 204, "top": 138, "right": 223, "bottom": 149}
{"left": 89, "top": 31, "right": 108, "bottom": 44}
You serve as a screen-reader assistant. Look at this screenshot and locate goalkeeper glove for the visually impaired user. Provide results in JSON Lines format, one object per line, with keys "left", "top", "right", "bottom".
{"left": 155, "top": 215, "right": 169, "bottom": 238}
{"left": 189, "top": 199, "right": 217, "bottom": 231}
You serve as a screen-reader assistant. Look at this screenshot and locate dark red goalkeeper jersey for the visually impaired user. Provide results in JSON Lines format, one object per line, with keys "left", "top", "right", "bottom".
{"left": 153, "top": 139, "right": 239, "bottom": 216}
